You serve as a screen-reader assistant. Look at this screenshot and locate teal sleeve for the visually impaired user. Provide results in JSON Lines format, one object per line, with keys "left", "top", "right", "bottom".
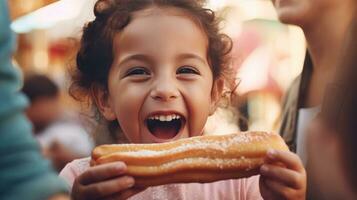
{"left": 0, "top": 1, "right": 69, "bottom": 199}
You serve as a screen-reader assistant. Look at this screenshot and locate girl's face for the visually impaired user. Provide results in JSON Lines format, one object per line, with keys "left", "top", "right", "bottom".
{"left": 97, "top": 7, "right": 221, "bottom": 143}
{"left": 272, "top": 0, "right": 340, "bottom": 26}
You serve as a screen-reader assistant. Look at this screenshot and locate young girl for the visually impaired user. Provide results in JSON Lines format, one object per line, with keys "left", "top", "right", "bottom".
{"left": 60, "top": 0, "right": 306, "bottom": 199}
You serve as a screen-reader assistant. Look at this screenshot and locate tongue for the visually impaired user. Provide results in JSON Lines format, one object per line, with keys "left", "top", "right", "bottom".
{"left": 151, "top": 125, "right": 178, "bottom": 139}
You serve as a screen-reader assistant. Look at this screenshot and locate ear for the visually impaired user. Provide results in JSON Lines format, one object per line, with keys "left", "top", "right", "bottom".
{"left": 91, "top": 84, "right": 116, "bottom": 121}
{"left": 209, "top": 78, "right": 224, "bottom": 116}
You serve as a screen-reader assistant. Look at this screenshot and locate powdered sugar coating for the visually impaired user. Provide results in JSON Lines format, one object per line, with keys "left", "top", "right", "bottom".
{"left": 157, "top": 157, "right": 256, "bottom": 171}
{"left": 118, "top": 132, "right": 274, "bottom": 157}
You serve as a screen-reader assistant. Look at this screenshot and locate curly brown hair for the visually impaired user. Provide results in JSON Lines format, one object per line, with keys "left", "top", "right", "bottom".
{"left": 70, "top": 0, "right": 234, "bottom": 143}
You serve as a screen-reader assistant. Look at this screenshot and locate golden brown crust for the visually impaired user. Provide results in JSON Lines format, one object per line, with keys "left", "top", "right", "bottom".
{"left": 91, "top": 131, "right": 289, "bottom": 187}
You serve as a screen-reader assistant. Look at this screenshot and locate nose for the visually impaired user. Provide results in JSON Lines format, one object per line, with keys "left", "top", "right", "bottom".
{"left": 150, "top": 78, "right": 179, "bottom": 101}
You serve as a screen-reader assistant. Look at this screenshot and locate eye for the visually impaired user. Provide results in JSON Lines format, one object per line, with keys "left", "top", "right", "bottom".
{"left": 176, "top": 66, "right": 200, "bottom": 75}
{"left": 125, "top": 67, "right": 150, "bottom": 77}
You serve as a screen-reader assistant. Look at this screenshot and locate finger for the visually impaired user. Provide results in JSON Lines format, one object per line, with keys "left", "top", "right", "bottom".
{"left": 260, "top": 164, "right": 304, "bottom": 189}
{"left": 262, "top": 178, "right": 295, "bottom": 200}
{"left": 259, "top": 176, "right": 273, "bottom": 200}
{"left": 71, "top": 178, "right": 93, "bottom": 200}
{"left": 83, "top": 176, "right": 135, "bottom": 199}
{"left": 265, "top": 149, "right": 304, "bottom": 171}
{"left": 105, "top": 187, "right": 146, "bottom": 200}
{"left": 79, "top": 162, "right": 127, "bottom": 185}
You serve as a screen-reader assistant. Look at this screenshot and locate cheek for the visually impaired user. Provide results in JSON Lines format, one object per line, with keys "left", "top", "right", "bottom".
{"left": 184, "top": 80, "right": 213, "bottom": 135}
{"left": 110, "top": 84, "right": 147, "bottom": 142}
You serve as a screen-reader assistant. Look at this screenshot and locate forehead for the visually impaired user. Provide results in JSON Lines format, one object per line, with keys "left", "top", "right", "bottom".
{"left": 130, "top": 6, "right": 205, "bottom": 33}
{"left": 112, "top": 6, "right": 209, "bottom": 57}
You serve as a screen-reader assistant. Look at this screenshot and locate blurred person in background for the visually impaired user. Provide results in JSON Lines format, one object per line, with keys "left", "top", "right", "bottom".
{"left": 0, "top": 0, "right": 69, "bottom": 199}
{"left": 272, "top": 0, "right": 356, "bottom": 198}
{"left": 22, "top": 74, "right": 94, "bottom": 171}
{"left": 307, "top": 18, "right": 357, "bottom": 200}
{"left": 22, "top": 75, "right": 61, "bottom": 134}
{"left": 273, "top": 0, "right": 356, "bottom": 161}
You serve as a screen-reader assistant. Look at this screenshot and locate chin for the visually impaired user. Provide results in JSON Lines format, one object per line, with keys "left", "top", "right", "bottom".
{"left": 276, "top": 7, "right": 308, "bottom": 27}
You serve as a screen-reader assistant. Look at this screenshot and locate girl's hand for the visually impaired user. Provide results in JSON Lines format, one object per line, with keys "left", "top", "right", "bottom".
{"left": 72, "top": 161, "right": 144, "bottom": 200}
{"left": 259, "top": 149, "right": 306, "bottom": 200}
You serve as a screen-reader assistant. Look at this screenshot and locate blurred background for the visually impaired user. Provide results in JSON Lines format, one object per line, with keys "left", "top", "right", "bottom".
{"left": 8, "top": 0, "right": 306, "bottom": 170}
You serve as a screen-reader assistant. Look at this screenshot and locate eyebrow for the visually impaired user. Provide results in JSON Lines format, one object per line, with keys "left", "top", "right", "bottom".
{"left": 117, "top": 54, "right": 154, "bottom": 67}
{"left": 117, "top": 53, "right": 207, "bottom": 68}
{"left": 176, "top": 53, "right": 207, "bottom": 65}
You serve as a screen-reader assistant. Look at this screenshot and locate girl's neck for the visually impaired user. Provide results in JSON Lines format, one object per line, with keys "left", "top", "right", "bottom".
{"left": 303, "top": 7, "right": 354, "bottom": 73}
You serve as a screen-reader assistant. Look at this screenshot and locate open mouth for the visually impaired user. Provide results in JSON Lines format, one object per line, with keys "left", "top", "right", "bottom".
{"left": 146, "top": 114, "right": 185, "bottom": 140}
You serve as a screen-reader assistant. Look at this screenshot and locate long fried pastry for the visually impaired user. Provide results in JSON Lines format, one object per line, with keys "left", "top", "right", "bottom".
{"left": 91, "top": 131, "right": 289, "bottom": 187}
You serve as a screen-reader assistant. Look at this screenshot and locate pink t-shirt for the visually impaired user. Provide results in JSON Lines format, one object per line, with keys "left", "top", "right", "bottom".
{"left": 60, "top": 157, "right": 263, "bottom": 200}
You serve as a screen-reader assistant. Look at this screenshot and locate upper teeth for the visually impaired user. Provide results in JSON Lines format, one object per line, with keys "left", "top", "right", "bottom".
{"left": 148, "top": 114, "right": 181, "bottom": 121}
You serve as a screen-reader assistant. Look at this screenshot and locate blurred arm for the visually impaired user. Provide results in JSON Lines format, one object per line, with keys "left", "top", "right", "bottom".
{"left": 0, "top": 0, "right": 69, "bottom": 199}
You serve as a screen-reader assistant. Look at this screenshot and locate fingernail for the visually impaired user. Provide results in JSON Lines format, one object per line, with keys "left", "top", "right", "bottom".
{"left": 260, "top": 165, "right": 269, "bottom": 173}
{"left": 116, "top": 162, "right": 126, "bottom": 171}
{"left": 126, "top": 177, "right": 135, "bottom": 187}
{"left": 267, "top": 149, "right": 276, "bottom": 158}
